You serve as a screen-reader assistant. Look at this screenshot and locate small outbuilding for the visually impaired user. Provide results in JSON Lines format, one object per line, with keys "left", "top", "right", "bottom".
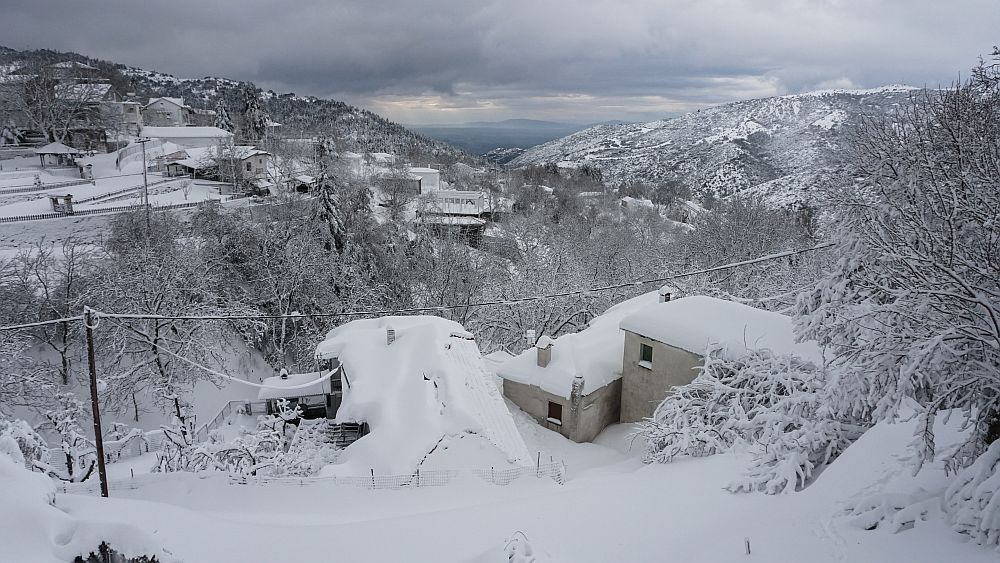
{"left": 34, "top": 142, "right": 82, "bottom": 167}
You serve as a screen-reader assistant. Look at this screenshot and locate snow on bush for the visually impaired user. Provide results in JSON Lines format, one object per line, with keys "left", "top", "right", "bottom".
{"left": 638, "top": 349, "right": 858, "bottom": 493}
{"left": 155, "top": 400, "right": 311, "bottom": 477}
{"left": 42, "top": 393, "right": 97, "bottom": 482}
{"left": 0, "top": 417, "right": 49, "bottom": 469}
{"left": 944, "top": 439, "right": 1000, "bottom": 547}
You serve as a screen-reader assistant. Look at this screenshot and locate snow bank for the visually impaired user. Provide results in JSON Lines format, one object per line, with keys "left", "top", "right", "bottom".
{"left": 0, "top": 451, "right": 176, "bottom": 563}
{"left": 498, "top": 290, "right": 662, "bottom": 398}
{"left": 619, "top": 295, "right": 823, "bottom": 363}
{"left": 317, "top": 316, "right": 531, "bottom": 475}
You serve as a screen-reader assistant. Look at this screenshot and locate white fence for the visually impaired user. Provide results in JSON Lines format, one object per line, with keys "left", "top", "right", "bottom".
{"left": 116, "top": 139, "right": 165, "bottom": 170}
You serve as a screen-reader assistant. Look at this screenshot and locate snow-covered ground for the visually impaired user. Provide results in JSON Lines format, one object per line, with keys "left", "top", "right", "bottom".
{"left": 36, "top": 413, "right": 995, "bottom": 563}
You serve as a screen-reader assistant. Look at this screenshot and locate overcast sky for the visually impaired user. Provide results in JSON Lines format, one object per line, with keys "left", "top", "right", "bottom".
{"left": 3, "top": 0, "right": 998, "bottom": 124}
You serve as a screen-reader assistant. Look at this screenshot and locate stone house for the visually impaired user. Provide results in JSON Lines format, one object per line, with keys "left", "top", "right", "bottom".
{"left": 499, "top": 290, "right": 824, "bottom": 442}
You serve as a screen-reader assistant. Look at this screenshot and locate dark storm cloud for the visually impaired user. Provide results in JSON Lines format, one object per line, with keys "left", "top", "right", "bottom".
{"left": 2, "top": 0, "right": 997, "bottom": 123}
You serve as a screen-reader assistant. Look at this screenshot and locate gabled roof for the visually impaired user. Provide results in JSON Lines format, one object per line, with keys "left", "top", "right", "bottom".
{"left": 34, "top": 142, "right": 81, "bottom": 155}
{"left": 619, "top": 296, "right": 823, "bottom": 363}
{"left": 497, "top": 290, "right": 661, "bottom": 398}
{"left": 144, "top": 97, "right": 189, "bottom": 109}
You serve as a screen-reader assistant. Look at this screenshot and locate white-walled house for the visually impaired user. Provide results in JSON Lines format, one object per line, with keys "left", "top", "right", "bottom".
{"left": 410, "top": 167, "right": 441, "bottom": 192}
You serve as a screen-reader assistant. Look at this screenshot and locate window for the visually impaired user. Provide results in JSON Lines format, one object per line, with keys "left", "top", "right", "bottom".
{"left": 547, "top": 401, "right": 563, "bottom": 424}
{"left": 639, "top": 343, "right": 653, "bottom": 368}
{"left": 246, "top": 162, "right": 252, "bottom": 171}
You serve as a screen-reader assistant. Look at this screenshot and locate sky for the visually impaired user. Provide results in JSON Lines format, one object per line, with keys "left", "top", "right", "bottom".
{"left": 2, "top": 0, "right": 998, "bottom": 125}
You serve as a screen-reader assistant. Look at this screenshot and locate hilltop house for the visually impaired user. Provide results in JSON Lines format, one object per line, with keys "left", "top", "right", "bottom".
{"left": 498, "top": 290, "right": 824, "bottom": 442}
{"left": 163, "top": 144, "right": 271, "bottom": 191}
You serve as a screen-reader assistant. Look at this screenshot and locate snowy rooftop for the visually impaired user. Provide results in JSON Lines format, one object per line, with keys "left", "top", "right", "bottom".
{"left": 34, "top": 142, "right": 81, "bottom": 155}
{"left": 315, "top": 315, "right": 530, "bottom": 475}
{"left": 619, "top": 296, "right": 823, "bottom": 363}
{"left": 410, "top": 167, "right": 439, "bottom": 174}
{"left": 498, "top": 290, "right": 662, "bottom": 397}
{"left": 140, "top": 126, "right": 233, "bottom": 139}
{"left": 257, "top": 371, "right": 330, "bottom": 400}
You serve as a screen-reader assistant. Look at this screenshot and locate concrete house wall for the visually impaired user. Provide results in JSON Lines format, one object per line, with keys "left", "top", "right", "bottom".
{"left": 238, "top": 154, "right": 269, "bottom": 180}
{"left": 142, "top": 99, "right": 191, "bottom": 126}
{"left": 620, "top": 331, "right": 703, "bottom": 422}
{"left": 503, "top": 378, "right": 622, "bottom": 443}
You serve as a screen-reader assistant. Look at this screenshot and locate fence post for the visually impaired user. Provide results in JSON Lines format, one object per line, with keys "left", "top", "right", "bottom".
{"left": 371, "top": 468, "right": 375, "bottom": 489}
{"left": 536, "top": 452, "right": 541, "bottom": 477}
{"left": 416, "top": 469, "right": 420, "bottom": 487}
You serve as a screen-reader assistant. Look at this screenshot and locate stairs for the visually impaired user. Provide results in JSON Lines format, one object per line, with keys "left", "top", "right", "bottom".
{"left": 287, "top": 419, "right": 366, "bottom": 460}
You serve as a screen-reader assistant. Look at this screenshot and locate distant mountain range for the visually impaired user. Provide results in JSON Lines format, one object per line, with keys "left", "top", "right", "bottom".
{"left": 0, "top": 46, "right": 469, "bottom": 161}
{"left": 511, "top": 86, "right": 919, "bottom": 205}
{"left": 410, "top": 119, "right": 632, "bottom": 156}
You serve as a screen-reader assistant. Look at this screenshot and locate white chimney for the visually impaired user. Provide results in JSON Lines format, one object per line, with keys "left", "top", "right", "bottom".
{"left": 658, "top": 285, "right": 678, "bottom": 303}
{"left": 386, "top": 326, "right": 396, "bottom": 345}
{"left": 535, "top": 336, "right": 553, "bottom": 368}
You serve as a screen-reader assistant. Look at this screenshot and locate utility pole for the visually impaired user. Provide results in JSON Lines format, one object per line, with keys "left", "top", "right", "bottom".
{"left": 137, "top": 137, "right": 151, "bottom": 231}
{"left": 84, "top": 306, "right": 109, "bottom": 498}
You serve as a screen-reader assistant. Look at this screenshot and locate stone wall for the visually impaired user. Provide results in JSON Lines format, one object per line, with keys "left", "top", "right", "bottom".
{"left": 503, "top": 378, "right": 623, "bottom": 443}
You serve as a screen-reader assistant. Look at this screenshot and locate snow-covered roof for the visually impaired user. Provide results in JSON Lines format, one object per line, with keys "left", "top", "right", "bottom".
{"left": 314, "top": 316, "right": 531, "bottom": 475}
{"left": 169, "top": 145, "right": 266, "bottom": 169}
{"left": 54, "top": 82, "right": 112, "bottom": 101}
{"left": 140, "top": 126, "right": 233, "bottom": 139}
{"left": 257, "top": 372, "right": 330, "bottom": 400}
{"left": 410, "top": 167, "right": 439, "bottom": 174}
{"left": 619, "top": 296, "right": 823, "bottom": 363}
{"left": 50, "top": 61, "right": 97, "bottom": 70}
{"left": 416, "top": 215, "right": 486, "bottom": 226}
{"left": 497, "top": 290, "right": 662, "bottom": 398}
{"left": 291, "top": 174, "right": 315, "bottom": 184}
{"left": 34, "top": 142, "right": 81, "bottom": 155}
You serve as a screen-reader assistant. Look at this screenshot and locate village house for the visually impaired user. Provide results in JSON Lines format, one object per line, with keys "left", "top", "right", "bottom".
{"left": 141, "top": 97, "right": 194, "bottom": 127}
{"left": 498, "top": 290, "right": 824, "bottom": 442}
{"left": 410, "top": 166, "right": 441, "bottom": 192}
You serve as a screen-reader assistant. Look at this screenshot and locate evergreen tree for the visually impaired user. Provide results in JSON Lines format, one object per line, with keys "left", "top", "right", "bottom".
{"left": 213, "top": 99, "right": 234, "bottom": 132}
{"left": 239, "top": 82, "right": 269, "bottom": 141}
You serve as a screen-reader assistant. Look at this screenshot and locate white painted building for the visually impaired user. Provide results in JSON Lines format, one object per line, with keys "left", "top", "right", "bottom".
{"left": 410, "top": 167, "right": 440, "bottom": 192}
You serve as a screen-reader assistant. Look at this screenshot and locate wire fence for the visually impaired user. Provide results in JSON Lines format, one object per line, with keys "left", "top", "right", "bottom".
{"left": 56, "top": 459, "right": 566, "bottom": 495}
{"left": 0, "top": 177, "right": 94, "bottom": 195}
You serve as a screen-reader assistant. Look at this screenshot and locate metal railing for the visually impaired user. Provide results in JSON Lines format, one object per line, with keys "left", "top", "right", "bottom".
{"left": 0, "top": 177, "right": 94, "bottom": 195}
{"left": 0, "top": 200, "right": 204, "bottom": 224}
{"left": 193, "top": 399, "right": 268, "bottom": 443}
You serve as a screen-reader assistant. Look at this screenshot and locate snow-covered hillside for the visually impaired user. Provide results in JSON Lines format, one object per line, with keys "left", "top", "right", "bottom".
{"left": 511, "top": 86, "right": 918, "bottom": 202}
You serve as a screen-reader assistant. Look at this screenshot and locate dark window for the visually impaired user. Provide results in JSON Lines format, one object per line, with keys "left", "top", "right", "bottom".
{"left": 246, "top": 162, "right": 252, "bottom": 171}
{"left": 640, "top": 343, "right": 653, "bottom": 363}
{"left": 547, "top": 401, "right": 563, "bottom": 422}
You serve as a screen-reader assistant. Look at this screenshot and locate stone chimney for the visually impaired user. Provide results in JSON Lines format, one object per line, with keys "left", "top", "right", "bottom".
{"left": 386, "top": 326, "right": 396, "bottom": 345}
{"left": 658, "top": 285, "right": 677, "bottom": 303}
{"left": 535, "top": 336, "right": 553, "bottom": 368}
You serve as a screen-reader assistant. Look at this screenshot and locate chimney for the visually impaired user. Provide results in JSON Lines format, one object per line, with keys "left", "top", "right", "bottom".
{"left": 386, "top": 326, "right": 396, "bottom": 345}
{"left": 279, "top": 368, "right": 288, "bottom": 380}
{"left": 535, "top": 336, "right": 553, "bottom": 368}
{"left": 658, "top": 285, "right": 677, "bottom": 303}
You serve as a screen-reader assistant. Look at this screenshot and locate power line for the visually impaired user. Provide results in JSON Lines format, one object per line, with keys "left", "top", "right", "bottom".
{"left": 0, "top": 242, "right": 834, "bottom": 332}
{"left": 94, "top": 243, "right": 835, "bottom": 323}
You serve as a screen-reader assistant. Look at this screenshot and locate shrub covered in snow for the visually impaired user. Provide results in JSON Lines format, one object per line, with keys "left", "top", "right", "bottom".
{"left": 0, "top": 417, "right": 49, "bottom": 469}
{"left": 42, "top": 393, "right": 97, "bottom": 483}
{"left": 638, "top": 349, "right": 858, "bottom": 493}
{"left": 944, "top": 439, "right": 1000, "bottom": 547}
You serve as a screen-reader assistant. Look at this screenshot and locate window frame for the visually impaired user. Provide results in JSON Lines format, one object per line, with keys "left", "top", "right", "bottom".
{"left": 639, "top": 342, "right": 653, "bottom": 369}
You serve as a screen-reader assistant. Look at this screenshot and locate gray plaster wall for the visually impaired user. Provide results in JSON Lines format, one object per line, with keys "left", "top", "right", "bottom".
{"left": 502, "top": 378, "right": 622, "bottom": 443}
{"left": 620, "top": 331, "right": 704, "bottom": 423}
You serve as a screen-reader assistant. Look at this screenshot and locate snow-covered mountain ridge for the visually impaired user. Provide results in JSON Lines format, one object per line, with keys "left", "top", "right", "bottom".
{"left": 512, "top": 86, "right": 920, "bottom": 202}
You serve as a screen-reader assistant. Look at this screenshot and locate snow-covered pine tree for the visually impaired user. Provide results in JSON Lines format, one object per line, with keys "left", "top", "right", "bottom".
{"left": 239, "top": 82, "right": 269, "bottom": 141}
{"left": 796, "top": 49, "right": 1000, "bottom": 544}
{"left": 213, "top": 99, "right": 234, "bottom": 132}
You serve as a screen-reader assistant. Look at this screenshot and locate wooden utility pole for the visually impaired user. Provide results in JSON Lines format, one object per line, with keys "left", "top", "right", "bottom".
{"left": 137, "top": 137, "right": 151, "bottom": 231}
{"left": 84, "top": 306, "right": 109, "bottom": 498}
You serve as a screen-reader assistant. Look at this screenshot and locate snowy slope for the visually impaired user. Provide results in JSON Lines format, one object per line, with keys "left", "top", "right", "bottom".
{"left": 512, "top": 86, "right": 917, "bottom": 203}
